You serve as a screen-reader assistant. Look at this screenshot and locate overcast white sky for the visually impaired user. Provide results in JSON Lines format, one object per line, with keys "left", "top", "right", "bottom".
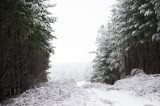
{"left": 49, "top": 0, "right": 116, "bottom": 64}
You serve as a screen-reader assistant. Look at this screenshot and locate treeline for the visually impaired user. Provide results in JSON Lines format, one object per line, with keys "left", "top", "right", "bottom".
{"left": 0, "top": 0, "right": 55, "bottom": 101}
{"left": 91, "top": 0, "right": 160, "bottom": 84}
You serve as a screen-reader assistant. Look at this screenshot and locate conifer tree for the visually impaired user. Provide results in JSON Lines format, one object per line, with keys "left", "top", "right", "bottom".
{"left": 91, "top": 0, "right": 160, "bottom": 84}
{"left": 0, "top": 0, "right": 56, "bottom": 101}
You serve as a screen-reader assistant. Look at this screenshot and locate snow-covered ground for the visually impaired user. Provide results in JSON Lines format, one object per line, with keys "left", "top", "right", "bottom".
{"left": 1, "top": 71, "right": 160, "bottom": 106}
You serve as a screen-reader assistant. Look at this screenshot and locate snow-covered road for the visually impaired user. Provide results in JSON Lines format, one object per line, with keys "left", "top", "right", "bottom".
{"left": 1, "top": 73, "right": 160, "bottom": 106}
{"left": 76, "top": 81, "right": 160, "bottom": 106}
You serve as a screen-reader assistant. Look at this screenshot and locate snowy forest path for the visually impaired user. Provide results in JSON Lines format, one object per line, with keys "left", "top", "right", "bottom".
{"left": 76, "top": 81, "right": 160, "bottom": 106}
{"left": 1, "top": 80, "right": 160, "bottom": 106}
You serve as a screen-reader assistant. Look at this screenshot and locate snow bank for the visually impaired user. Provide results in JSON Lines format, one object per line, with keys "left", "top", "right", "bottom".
{"left": 115, "top": 69, "right": 160, "bottom": 101}
{"left": 0, "top": 80, "right": 89, "bottom": 106}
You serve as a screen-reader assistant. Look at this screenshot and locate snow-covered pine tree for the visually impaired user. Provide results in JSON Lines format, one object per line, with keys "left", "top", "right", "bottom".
{"left": 151, "top": 0, "right": 160, "bottom": 41}
{"left": 91, "top": 0, "right": 160, "bottom": 84}
{"left": 0, "top": 0, "right": 56, "bottom": 101}
{"left": 91, "top": 21, "right": 122, "bottom": 84}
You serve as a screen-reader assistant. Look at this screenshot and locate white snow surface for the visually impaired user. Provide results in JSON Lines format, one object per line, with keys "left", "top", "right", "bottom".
{"left": 1, "top": 72, "right": 160, "bottom": 106}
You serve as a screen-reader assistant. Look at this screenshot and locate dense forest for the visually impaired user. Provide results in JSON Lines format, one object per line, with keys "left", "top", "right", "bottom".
{"left": 0, "top": 0, "right": 55, "bottom": 101}
{"left": 91, "top": 0, "right": 160, "bottom": 84}
{"left": 1, "top": 0, "right": 160, "bottom": 105}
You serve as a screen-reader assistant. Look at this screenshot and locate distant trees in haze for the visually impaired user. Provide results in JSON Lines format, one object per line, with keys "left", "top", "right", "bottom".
{"left": 0, "top": 0, "right": 56, "bottom": 101}
{"left": 91, "top": 0, "right": 160, "bottom": 84}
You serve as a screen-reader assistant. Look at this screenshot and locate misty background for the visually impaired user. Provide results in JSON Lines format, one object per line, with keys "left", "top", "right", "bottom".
{"left": 48, "top": 0, "right": 116, "bottom": 81}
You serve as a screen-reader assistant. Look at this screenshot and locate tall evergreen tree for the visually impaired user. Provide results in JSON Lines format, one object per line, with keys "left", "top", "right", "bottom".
{"left": 92, "top": 0, "right": 160, "bottom": 84}
{"left": 0, "top": 0, "right": 56, "bottom": 101}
